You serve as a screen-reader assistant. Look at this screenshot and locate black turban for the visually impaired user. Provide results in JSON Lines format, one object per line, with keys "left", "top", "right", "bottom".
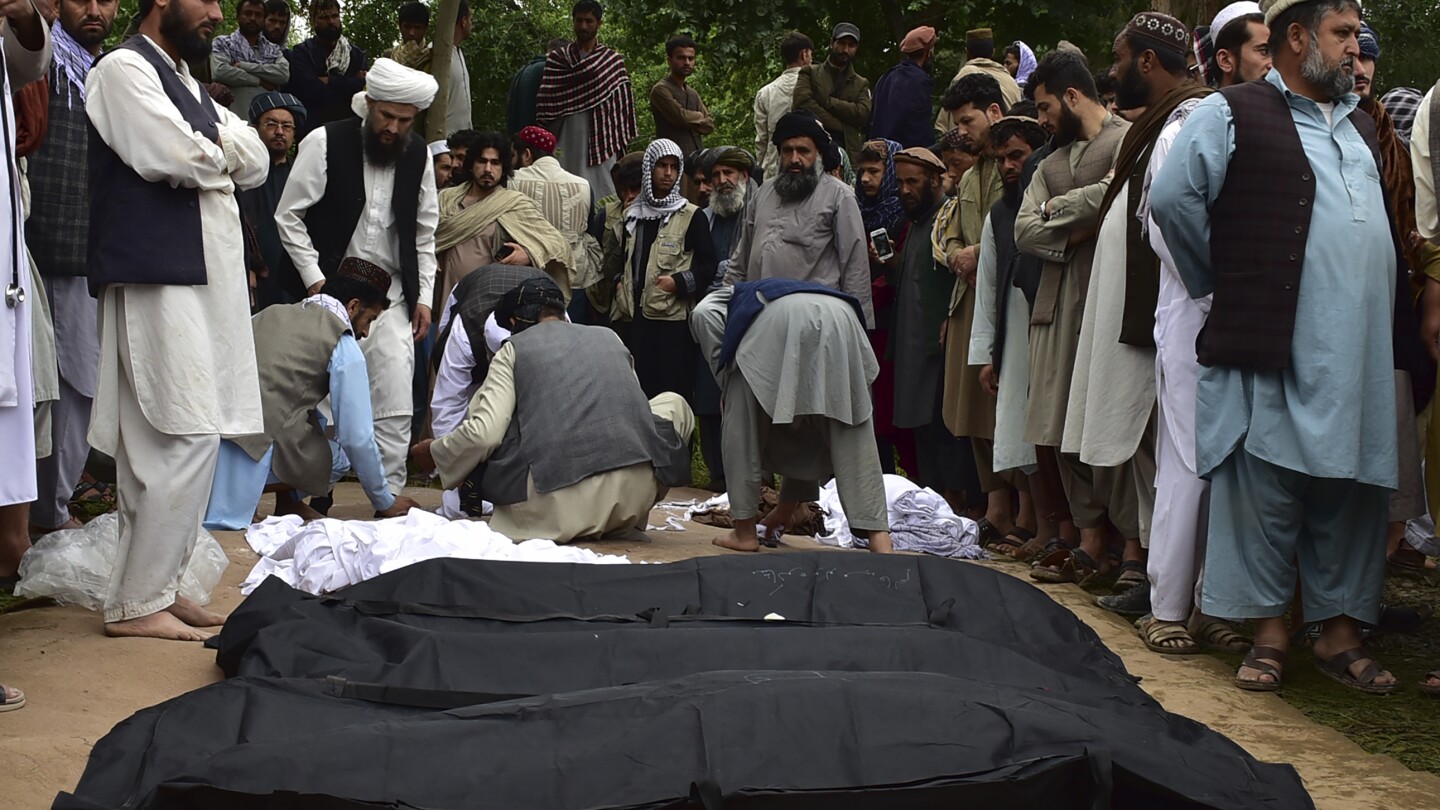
{"left": 771, "top": 110, "right": 832, "bottom": 150}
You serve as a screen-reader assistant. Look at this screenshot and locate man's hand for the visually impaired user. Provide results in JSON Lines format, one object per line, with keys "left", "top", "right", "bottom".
{"left": 307, "top": 280, "right": 325, "bottom": 296}
{"left": 498, "top": 243, "right": 530, "bottom": 266}
{"left": 410, "top": 439, "right": 436, "bottom": 473}
{"left": 980, "top": 364, "right": 999, "bottom": 396}
{"left": 938, "top": 318, "right": 947, "bottom": 347}
{"left": 0, "top": 0, "right": 42, "bottom": 47}
{"left": 207, "top": 83, "right": 234, "bottom": 107}
{"left": 411, "top": 304, "right": 431, "bottom": 342}
{"left": 378, "top": 494, "right": 421, "bottom": 518}
{"left": 261, "top": 80, "right": 278, "bottom": 91}
{"left": 655, "top": 274, "right": 677, "bottom": 294}
{"left": 950, "top": 246, "right": 979, "bottom": 287}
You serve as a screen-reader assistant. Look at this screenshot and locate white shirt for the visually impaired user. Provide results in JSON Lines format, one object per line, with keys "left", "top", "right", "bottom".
{"left": 511, "top": 156, "right": 591, "bottom": 235}
{"left": 446, "top": 47, "right": 472, "bottom": 135}
{"left": 431, "top": 312, "right": 479, "bottom": 439}
{"left": 1413, "top": 87, "right": 1439, "bottom": 242}
{"left": 753, "top": 67, "right": 801, "bottom": 179}
{"left": 275, "top": 125, "right": 440, "bottom": 308}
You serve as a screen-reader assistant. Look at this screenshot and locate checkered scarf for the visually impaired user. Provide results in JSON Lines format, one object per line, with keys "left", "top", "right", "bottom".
{"left": 50, "top": 23, "right": 96, "bottom": 107}
{"left": 534, "top": 42, "right": 637, "bottom": 167}
{"left": 625, "top": 139, "right": 686, "bottom": 233}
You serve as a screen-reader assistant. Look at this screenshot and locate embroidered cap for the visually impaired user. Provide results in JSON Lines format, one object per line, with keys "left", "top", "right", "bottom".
{"left": 335, "top": 257, "right": 392, "bottom": 297}
{"left": 1124, "top": 11, "right": 1192, "bottom": 57}
{"left": 517, "top": 125, "right": 558, "bottom": 154}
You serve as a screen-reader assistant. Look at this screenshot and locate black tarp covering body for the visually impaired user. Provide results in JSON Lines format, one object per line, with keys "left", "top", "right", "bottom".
{"left": 55, "top": 552, "right": 1314, "bottom": 810}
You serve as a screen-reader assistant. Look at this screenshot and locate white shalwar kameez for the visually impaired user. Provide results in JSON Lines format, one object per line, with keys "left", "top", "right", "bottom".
{"left": 0, "top": 19, "right": 50, "bottom": 508}
{"left": 86, "top": 37, "right": 268, "bottom": 622}
{"left": 967, "top": 214, "right": 1036, "bottom": 475}
{"left": 276, "top": 125, "right": 439, "bottom": 495}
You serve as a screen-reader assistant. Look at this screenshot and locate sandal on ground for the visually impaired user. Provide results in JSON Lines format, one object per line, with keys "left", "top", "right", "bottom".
{"left": 71, "top": 479, "right": 115, "bottom": 504}
{"left": 1313, "top": 647, "right": 1398, "bottom": 695}
{"left": 1010, "top": 533, "right": 1049, "bottom": 562}
{"left": 1111, "top": 560, "right": 1147, "bottom": 593}
{"left": 1135, "top": 614, "right": 1201, "bottom": 655}
{"left": 1096, "top": 583, "right": 1151, "bottom": 617}
{"left": 1234, "top": 645, "right": 1288, "bottom": 692}
{"left": 1386, "top": 547, "right": 1437, "bottom": 578}
{"left": 1030, "top": 547, "right": 1101, "bottom": 585}
{"left": 0, "top": 684, "right": 25, "bottom": 713}
{"left": 984, "top": 526, "right": 1036, "bottom": 559}
{"left": 1421, "top": 671, "right": 1440, "bottom": 699}
{"left": 974, "top": 518, "right": 1004, "bottom": 547}
{"left": 1028, "top": 539, "right": 1071, "bottom": 568}
{"left": 1190, "top": 617, "right": 1252, "bottom": 653}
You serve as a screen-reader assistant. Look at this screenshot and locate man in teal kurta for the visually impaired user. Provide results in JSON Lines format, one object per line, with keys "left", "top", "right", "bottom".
{"left": 1149, "top": 0, "right": 1397, "bottom": 694}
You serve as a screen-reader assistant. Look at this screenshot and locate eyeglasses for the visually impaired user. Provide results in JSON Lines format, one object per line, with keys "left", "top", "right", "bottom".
{"left": 259, "top": 121, "right": 296, "bottom": 132}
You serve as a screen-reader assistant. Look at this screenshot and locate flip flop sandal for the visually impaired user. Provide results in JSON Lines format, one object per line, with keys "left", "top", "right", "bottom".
{"left": 1010, "top": 533, "right": 1049, "bottom": 563}
{"left": 1421, "top": 671, "right": 1440, "bottom": 699}
{"left": 1190, "top": 617, "right": 1252, "bottom": 653}
{"left": 1314, "top": 647, "right": 1398, "bottom": 695}
{"left": 1030, "top": 547, "right": 1100, "bottom": 585}
{"left": 1135, "top": 614, "right": 1201, "bottom": 655}
{"left": 1234, "top": 645, "right": 1287, "bottom": 692}
{"left": 0, "top": 684, "right": 25, "bottom": 713}
{"left": 1111, "top": 560, "right": 1147, "bottom": 593}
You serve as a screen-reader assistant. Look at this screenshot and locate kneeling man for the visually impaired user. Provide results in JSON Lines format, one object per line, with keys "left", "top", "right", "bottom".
{"left": 691, "top": 281, "right": 893, "bottom": 553}
{"left": 412, "top": 278, "right": 694, "bottom": 542}
{"left": 205, "top": 259, "right": 421, "bottom": 528}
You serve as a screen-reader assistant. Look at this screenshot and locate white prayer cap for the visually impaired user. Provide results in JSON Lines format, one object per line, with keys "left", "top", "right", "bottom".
{"left": 350, "top": 57, "right": 439, "bottom": 118}
{"left": 428, "top": 140, "right": 450, "bottom": 158}
{"left": 1259, "top": 0, "right": 1359, "bottom": 27}
{"left": 1211, "top": 1, "right": 1262, "bottom": 38}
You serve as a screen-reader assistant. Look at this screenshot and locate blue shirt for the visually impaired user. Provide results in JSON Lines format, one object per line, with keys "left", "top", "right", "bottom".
{"left": 329, "top": 333, "right": 394, "bottom": 510}
{"left": 1148, "top": 70, "right": 1397, "bottom": 487}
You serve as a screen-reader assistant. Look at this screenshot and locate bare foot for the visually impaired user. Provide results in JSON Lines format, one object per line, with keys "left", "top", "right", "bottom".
{"left": 866, "top": 531, "right": 894, "bottom": 554}
{"left": 713, "top": 530, "right": 761, "bottom": 552}
{"left": 167, "top": 595, "right": 227, "bottom": 628}
{"left": 105, "top": 611, "right": 212, "bottom": 642}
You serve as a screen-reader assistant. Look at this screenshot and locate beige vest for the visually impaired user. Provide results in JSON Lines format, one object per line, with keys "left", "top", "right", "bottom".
{"left": 229, "top": 304, "right": 349, "bottom": 496}
{"left": 1031, "top": 115, "right": 1129, "bottom": 324}
{"left": 614, "top": 204, "right": 698, "bottom": 323}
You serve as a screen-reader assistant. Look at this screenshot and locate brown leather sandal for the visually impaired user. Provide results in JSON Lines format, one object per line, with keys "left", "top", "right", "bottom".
{"left": 1314, "top": 647, "right": 1398, "bottom": 695}
{"left": 1234, "top": 645, "right": 1287, "bottom": 692}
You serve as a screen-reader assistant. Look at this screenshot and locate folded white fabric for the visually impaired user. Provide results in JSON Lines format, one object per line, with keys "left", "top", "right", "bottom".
{"left": 815, "top": 475, "right": 984, "bottom": 559}
{"left": 242, "top": 510, "right": 630, "bottom": 595}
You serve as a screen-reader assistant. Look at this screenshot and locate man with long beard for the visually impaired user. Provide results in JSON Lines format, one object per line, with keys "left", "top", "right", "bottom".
{"left": 1014, "top": 52, "right": 1130, "bottom": 587}
{"left": 277, "top": 58, "right": 440, "bottom": 501}
{"left": 86, "top": 0, "right": 267, "bottom": 640}
{"left": 1152, "top": 0, "right": 1398, "bottom": 694}
{"left": 723, "top": 111, "right": 871, "bottom": 325}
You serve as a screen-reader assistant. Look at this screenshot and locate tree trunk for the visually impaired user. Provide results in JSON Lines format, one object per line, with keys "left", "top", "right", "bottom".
{"left": 1152, "top": 0, "right": 1222, "bottom": 27}
{"left": 426, "top": 0, "right": 460, "bottom": 141}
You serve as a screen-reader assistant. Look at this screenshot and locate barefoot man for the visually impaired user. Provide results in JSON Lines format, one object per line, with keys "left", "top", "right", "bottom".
{"left": 86, "top": 0, "right": 270, "bottom": 640}
{"left": 691, "top": 281, "right": 893, "bottom": 553}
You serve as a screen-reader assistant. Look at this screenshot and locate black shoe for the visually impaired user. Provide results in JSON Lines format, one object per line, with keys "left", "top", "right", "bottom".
{"left": 309, "top": 491, "right": 334, "bottom": 516}
{"left": 1096, "top": 585, "right": 1151, "bottom": 617}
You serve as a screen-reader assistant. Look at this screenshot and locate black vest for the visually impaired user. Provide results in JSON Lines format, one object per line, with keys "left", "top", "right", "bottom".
{"left": 1201, "top": 80, "right": 1380, "bottom": 370}
{"left": 87, "top": 37, "right": 219, "bottom": 295}
{"left": 302, "top": 119, "right": 426, "bottom": 315}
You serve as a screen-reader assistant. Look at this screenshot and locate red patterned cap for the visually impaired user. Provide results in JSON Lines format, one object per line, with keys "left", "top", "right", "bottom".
{"left": 518, "top": 125, "right": 557, "bottom": 154}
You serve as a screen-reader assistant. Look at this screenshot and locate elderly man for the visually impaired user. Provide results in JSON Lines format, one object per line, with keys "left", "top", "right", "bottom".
{"left": 868, "top": 26, "right": 935, "bottom": 149}
{"left": 206, "top": 259, "right": 421, "bottom": 528}
{"left": 1151, "top": 0, "right": 1397, "bottom": 694}
{"left": 25, "top": 0, "right": 110, "bottom": 536}
{"left": 724, "top": 111, "right": 872, "bottom": 325}
{"left": 753, "top": 31, "right": 811, "bottom": 180}
{"left": 511, "top": 124, "right": 602, "bottom": 316}
{"left": 649, "top": 34, "right": 712, "bottom": 158}
{"left": 936, "top": 28, "right": 1023, "bottom": 136}
{"left": 277, "top": 58, "right": 440, "bottom": 498}
{"left": 612, "top": 138, "right": 715, "bottom": 402}
{"left": 211, "top": 0, "right": 290, "bottom": 118}
{"left": 243, "top": 91, "right": 306, "bottom": 308}
{"left": 1015, "top": 52, "right": 1130, "bottom": 587}
{"left": 1062, "top": 13, "right": 1210, "bottom": 625}
{"left": 413, "top": 277, "right": 694, "bottom": 543}
{"left": 285, "top": 0, "right": 368, "bottom": 135}
{"left": 434, "top": 131, "right": 571, "bottom": 310}
{"left": 793, "top": 23, "right": 870, "bottom": 164}
{"left": 692, "top": 282, "right": 892, "bottom": 554}
{"left": 86, "top": 0, "right": 266, "bottom": 640}
{"left": 535, "top": 0, "right": 635, "bottom": 199}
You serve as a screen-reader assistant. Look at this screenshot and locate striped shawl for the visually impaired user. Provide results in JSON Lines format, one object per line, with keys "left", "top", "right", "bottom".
{"left": 534, "top": 42, "right": 636, "bottom": 167}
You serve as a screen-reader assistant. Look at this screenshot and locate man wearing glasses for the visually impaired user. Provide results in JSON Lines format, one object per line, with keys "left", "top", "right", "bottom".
{"left": 245, "top": 92, "right": 307, "bottom": 308}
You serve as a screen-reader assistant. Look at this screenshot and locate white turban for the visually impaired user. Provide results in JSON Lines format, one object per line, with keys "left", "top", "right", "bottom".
{"left": 350, "top": 57, "right": 439, "bottom": 118}
{"left": 1211, "top": 1, "right": 1262, "bottom": 39}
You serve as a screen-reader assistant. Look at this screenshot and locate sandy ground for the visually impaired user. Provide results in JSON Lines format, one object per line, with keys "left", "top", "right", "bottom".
{"left": 3, "top": 483, "right": 1439, "bottom": 809}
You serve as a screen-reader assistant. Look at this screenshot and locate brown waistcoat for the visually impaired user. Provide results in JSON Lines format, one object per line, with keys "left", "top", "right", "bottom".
{"left": 1200, "top": 80, "right": 1379, "bottom": 370}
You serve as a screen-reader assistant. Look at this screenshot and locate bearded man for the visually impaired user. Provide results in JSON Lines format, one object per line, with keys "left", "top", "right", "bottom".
{"left": 243, "top": 91, "right": 305, "bottom": 308}
{"left": 1151, "top": 0, "right": 1398, "bottom": 694}
{"left": 277, "top": 58, "right": 440, "bottom": 498}
{"left": 210, "top": 0, "right": 289, "bottom": 117}
{"left": 284, "top": 0, "right": 368, "bottom": 135}
{"left": 26, "top": 0, "right": 113, "bottom": 536}
{"left": 723, "top": 111, "right": 872, "bottom": 326}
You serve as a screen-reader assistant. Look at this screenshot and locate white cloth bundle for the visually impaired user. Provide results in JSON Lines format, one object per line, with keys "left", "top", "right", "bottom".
{"left": 815, "top": 475, "right": 984, "bottom": 559}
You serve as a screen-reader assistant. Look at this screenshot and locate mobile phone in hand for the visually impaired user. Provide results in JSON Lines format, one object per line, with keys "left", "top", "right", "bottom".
{"left": 869, "top": 228, "right": 894, "bottom": 261}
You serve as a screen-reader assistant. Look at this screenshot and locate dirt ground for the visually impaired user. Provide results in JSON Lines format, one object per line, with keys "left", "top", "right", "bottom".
{"left": 3, "top": 483, "right": 1439, "bottom": 809}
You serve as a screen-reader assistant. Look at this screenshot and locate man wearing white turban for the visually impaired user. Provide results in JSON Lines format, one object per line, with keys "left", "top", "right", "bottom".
{"left": 277, "top": 57, "right": 442, "bottom": 498}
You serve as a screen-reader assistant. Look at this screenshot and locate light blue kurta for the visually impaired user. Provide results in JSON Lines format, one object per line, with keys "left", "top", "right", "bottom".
{"left": 1148, "top": 70, "right": 1397, "bottom": 489}
{"left": 204, "top": 334, "right": 395, "bottom": 529}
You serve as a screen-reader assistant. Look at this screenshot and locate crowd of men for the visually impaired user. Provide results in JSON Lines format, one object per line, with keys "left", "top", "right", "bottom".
{"left": 1, "top": 0, "right": 1440, "bottom": 714}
